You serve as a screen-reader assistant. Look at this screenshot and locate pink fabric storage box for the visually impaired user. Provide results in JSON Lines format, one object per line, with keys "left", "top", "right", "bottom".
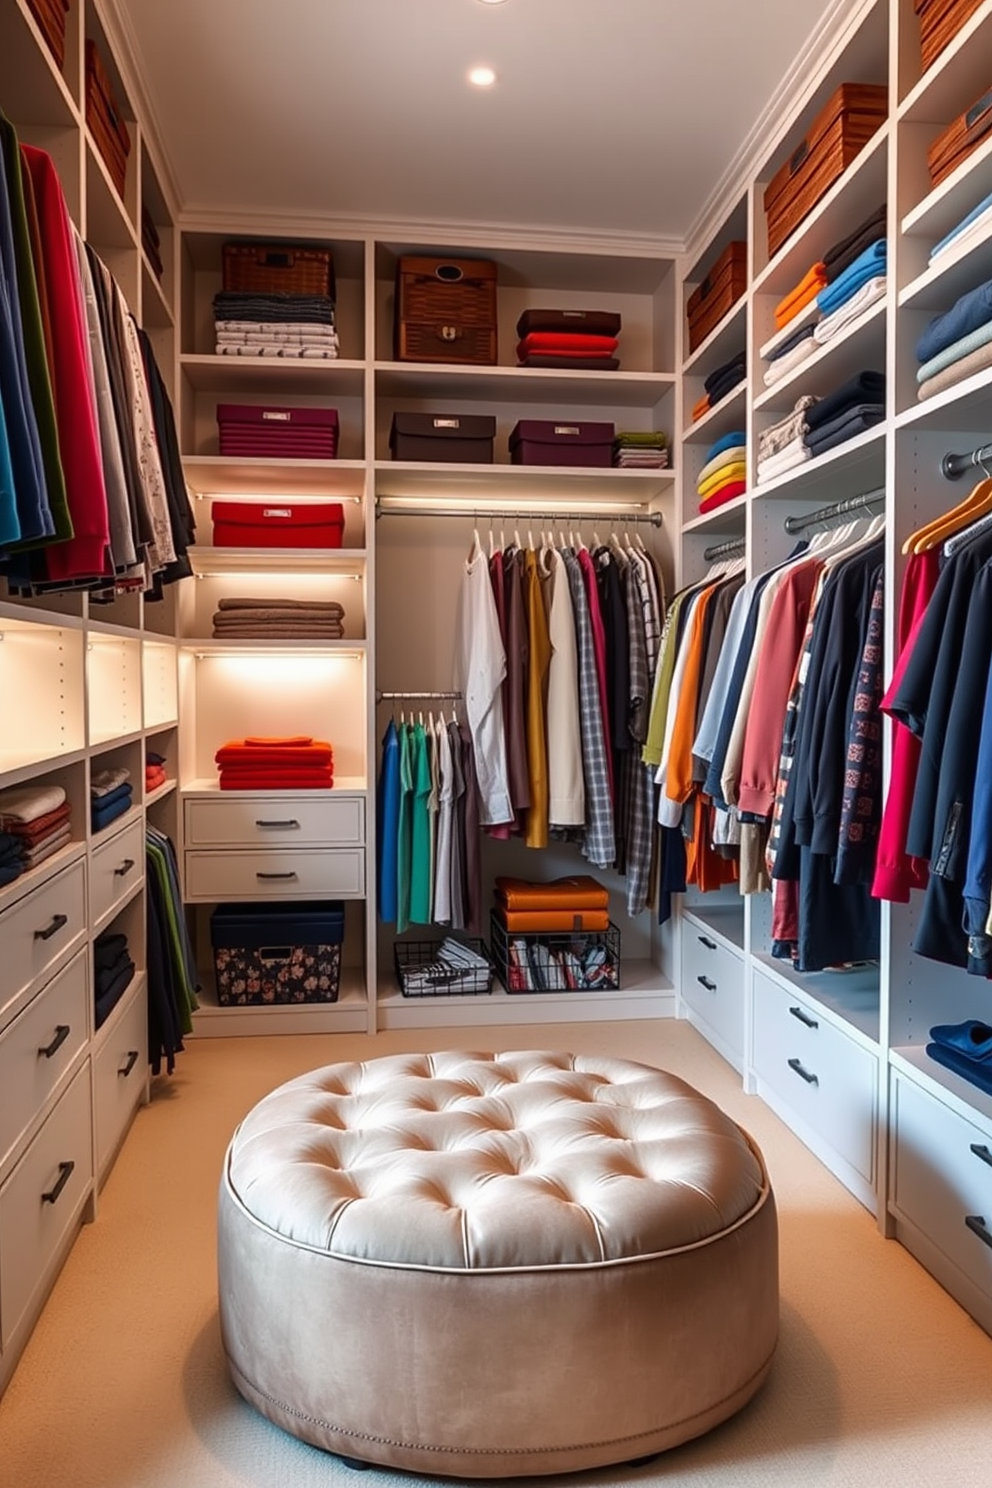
{"left": 217, "top": 404, "right": 339, "bottom": 459}
{"left": 509, "top": 419, "right": 615, "bottom": 467}
{"left": 211, "top": 500, "right": 346, "bottom": 549}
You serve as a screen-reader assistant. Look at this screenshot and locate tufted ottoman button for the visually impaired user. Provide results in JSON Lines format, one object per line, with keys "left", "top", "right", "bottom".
{"left": 218, "top": 1050, "right": 778, "bottom": 1478}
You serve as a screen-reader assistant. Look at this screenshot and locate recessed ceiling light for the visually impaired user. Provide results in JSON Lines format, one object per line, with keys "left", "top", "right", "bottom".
{"left": 469, "top": 66, "right": 497, "bottom": 86}
{"left": 477, "top": 1, "right": 508, "bottom": 6}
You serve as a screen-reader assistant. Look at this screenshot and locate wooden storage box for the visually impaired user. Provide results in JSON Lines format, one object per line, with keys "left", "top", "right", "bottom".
{"left": 395, "top": 256, "right": 498, "bottom": 364}
{"left": 916, "top": 0, "right": 985, "bottom": 74}
{"left": 222, "top": 242, "right": 335, "bottom": 300}
{"left": 927, "top": 82, "right": 992, "bottom": 188}
{"left": 763, "top": 83, "right": 888, "bottom": 259}
{"left": 211, "top": 499, "right": 346, "bottom": 549}
{"left": 686, "top": 242, "right": 747, "bottom": 354}
{"left": 388, "top": 412, "right": 496, "bottom": 463}
{"left": 210, "top": 901, "right": 344, "bottom": 1005}
{"left": 85, "top": 41, "right": 131, "bottom": 200}
{"left": 26, "top": 0, "right": 68, "bottom": 70}
{"left": 509, "top": 419, "right": 614, "bottom": 468}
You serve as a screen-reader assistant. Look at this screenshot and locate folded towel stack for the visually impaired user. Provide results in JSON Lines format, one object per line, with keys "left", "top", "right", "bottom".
{"left": 211, "top": 596, "right": 346, "bottom": 640}
{"left": 214, "top": 735, "right": 335, "bottom": 790}
{"left": 91, "top": 766, "right": 134, "bottom": 833}
{"left": 696, "top": 429, "right": 747, "bottom": 511}
{"left": 146, "top": 750, "right": 167, "bottom": 795}
{"left": 515, "top": 309, "right": 621, "bottom": 369}
{"left": 756, "top": 395, "right": 820, "bottom": 484}
{"left": 213, "top": 291, "right": 339, "bottom": 359}
{"left": 0, "top": 783, "right": 73, "bottom": 880}
{"left": 916, "top": 276, "right": 992, "bottom": 401}
{"left": 94, "top": 929, "right": 135, "bottom": 1029}
{"left": 802, "top": 370, "right": 886, "bottom": 457}
{"left": 612, "top": 431, "right": 669, "bottom": 469}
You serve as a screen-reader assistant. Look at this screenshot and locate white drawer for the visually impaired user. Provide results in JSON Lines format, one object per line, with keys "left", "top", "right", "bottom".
{"left": 752, "top": 969, "right": 877, "bottom": 1182}
{"left": 184, "top": 847, "right": 365, "bottom": 900}
{"left": 680, "top": 924, "right": 744, "bottom": 1061}
{"left": 93, "top": 978, "right": 147, "bottom": 1181}
{"left": 892, "top": 1072, "right": 992, "bottom": 1301}
{"left": 0, "top": 950, "right": 89, "bottom": 1177}
{"left": 90, "top": 816, "right": 145, "bottom": 927}
{"left": 0, "top": 1061, "right": 93, "bottom": 1351}
{"left": 184, "top": 794, "right": 364, "bottom": 849}
{"left": 0, "top": 859, "right": 86, "bottom": 1030}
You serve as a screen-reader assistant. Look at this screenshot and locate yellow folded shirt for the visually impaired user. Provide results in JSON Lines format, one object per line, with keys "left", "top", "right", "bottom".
{"left": 697, "top": 460, "right": 747, "bottom": 498}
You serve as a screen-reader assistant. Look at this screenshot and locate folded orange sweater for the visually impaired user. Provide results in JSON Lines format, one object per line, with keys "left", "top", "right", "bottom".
{"left": 215, "top": 739, "right": 333, "bottom": 767}
{"left": 692, "top": 393, "right": 710, "bottom": 421}
{"left": 774, "top": 261, "right": 827, "bottom": 330}
{"left": 494, "top": 875, "right": 609, "bottom": 911}
{"left": 496, "top": 908, "right": 611, "bottom": 932}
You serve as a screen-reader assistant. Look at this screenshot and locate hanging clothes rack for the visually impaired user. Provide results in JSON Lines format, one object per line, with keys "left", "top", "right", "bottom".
{"left": 375, "top": 499, "right": 662, "bottom": 528}
{"left": 376, "top": 690, "right": 463, "bottom": 702}
{"left": 703, "top": 536, "right": 746, "bottom": 561}
{"left": 783, "top": 487, "right": 885, "bottom": 534}
{"left": 941, "top": 439, "right": 992, "bottom": 481}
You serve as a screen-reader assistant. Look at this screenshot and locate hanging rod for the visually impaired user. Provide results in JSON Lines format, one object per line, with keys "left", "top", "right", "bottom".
{"left": 703, "top": 536, "right": 746, "bottom": 561}
{"left": 783, "top": 487, "right": 885, "bottom": 534}
{"left": 941, "top": 440, "right": 992, "bottom": 481}
{"left": 376, "top": 690, "right": 463, "bottom": 702}
{"left": 375, "top": 499, "right": 662, "bottom": 528}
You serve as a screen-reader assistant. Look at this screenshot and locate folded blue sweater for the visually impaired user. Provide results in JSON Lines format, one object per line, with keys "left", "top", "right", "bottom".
{"left": 916, "top": 278, "right": 992, "bottom": 364}
{"left": 815, "top": 239, "right": 887, "bottom": 316}
{"left": 704, "top": 430, "right": 747, "bottom": 462}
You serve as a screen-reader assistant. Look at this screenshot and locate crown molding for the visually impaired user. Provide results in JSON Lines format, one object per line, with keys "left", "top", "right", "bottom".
{"left": 95, "top": 0, "right": 183, "bottom": 217}
{"left": 683, "top": 0, "right": 878, "bottom": 267}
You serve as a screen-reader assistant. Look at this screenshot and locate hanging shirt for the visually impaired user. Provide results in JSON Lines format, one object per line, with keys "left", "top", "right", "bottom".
{"left": 452, "top": 542, "right": 512, "bottom": 827}
{"left": 433, "top": 718, "right": 454, "bottom": 925}
{"left": 562, "top": 547, "right": 615, "bottom": 868}
{"left": 523, "top": 549, "right": 551, "bottom": 848}
{"left": 376, "top": 718, "right": 401, "bottom": 924}
{"left": 542, "top": 546, "right": 585, "bottom": 828}
{"left": 409, "top": 722, "right": 433, "bottom": 924}
{"left": 395, "top": 722, "right": 414, "bottom": 935}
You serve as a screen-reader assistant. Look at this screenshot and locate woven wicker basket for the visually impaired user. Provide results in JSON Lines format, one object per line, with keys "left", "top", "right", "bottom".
{"left": 222, "top": 243, "right": 334, "bottom": 298}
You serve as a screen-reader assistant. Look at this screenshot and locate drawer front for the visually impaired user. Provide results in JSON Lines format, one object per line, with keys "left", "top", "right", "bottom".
{"left": 185, "top": 847, "right": 365, "bottom": 900}
{"left": 90, "top": 817, "right": 145, "bottom": 926}
{"left": 0, "top": 950, "right": 89, "bottom": 1175}
{"left": 680, "top": 926, "right": 744, "bottom": 1058}
{"left": 0, "top": 859, "right": 86, "bottom": 1029}
{"left": 184, "top": 794, "right": 365, "bottom": 849}
{"left": 0, "top": 1061, "right": 93, "bottom": 1350}
{"left": 892, "top": 1073, "right": 992, "bottom": 1298}
{"left": 752, "top": 969, "right": 877, "bottom": 1181}
{"left": 93, "top": 979, "right": 147, "bottom": 1179}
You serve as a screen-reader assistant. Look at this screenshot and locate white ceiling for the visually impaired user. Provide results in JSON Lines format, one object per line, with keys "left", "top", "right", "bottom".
{"left": 109, "top": 0, "right": 838, "bottom": 247}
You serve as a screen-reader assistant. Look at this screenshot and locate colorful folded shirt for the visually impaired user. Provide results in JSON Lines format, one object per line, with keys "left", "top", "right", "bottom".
{"left": 703, "top": 430, "right": 747, "bottom": 462}
{"left": 697, "top": 445, "right": 746, "bottom": 487}
{"left": 516, "top": 308, "right": 621, "bottom": 338}
{"left": 919, "top": 335, "right": 992, "bottom": 400}
{"left": 916, "top": 278, "right": 992, "bottom": 364}
{"left": 516, "top": 332, "right": 620, "bottom": 356}
{"left": 815, "top": 240, "right": 887, "bottom": 317}
{"left": 0, "top": 783, "right": 68, "bottom": 824}
{"left": 916, "top": 315, "right": 992, "bottom": 384}
{"left": 218, "top": 770, "right": 334, "bottom": 790}
{"left": 698, "top": 461, "right": 746, "bottom": 498}
{"left": 699, "top": 480, "right": 746, "bottom": 512}
{"left": 4, "top": 802, "right": 71, "bottom": 841}
{"left": 691, "top": 394, "right": 710, "bottom": 421}
{"left": 774, "top": 262, "right": 828, "bottom": 330}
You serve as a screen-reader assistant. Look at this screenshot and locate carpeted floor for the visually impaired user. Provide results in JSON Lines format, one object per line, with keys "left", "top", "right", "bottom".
{"left": 1, "top": 1018, "right": 991, "bottom": 1488}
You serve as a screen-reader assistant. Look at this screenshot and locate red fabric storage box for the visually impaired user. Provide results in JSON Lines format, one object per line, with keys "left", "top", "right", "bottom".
{"left": 211, "top": 500, "right": 346, "bottom": 549}
{"left": 509, "top": 420, "right": 615, "bottom": 467}
{"left": 217, "top": 404, "right": 339, "bottom": 459}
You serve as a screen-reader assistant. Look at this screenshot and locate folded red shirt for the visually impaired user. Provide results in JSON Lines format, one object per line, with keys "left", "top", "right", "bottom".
{"left": 698, "top": 480, "right": 746, "bottom": 513}
{"left": 219, "top": 771, "right": 334, "bottom": 790}
{"left": 215, "top": 738, "right": 333, "bottom": 767}
{"left": 4, "top": 802, "right": 72, "bottom": 840}
{"left": 516, "top": 332, "right": 619, "bottom": 356}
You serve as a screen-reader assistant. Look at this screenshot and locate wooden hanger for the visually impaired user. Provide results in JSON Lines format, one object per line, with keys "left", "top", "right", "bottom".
{"left": 906, "top": 472, "right": 992, "bottom": 555}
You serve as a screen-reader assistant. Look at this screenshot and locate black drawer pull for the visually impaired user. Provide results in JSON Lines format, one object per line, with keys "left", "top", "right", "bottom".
{"left": 970, "top": 1143, "right": 992, "bottom": 1170}
{"left": 119, "top": 1050, "right": 140, "bottom": 1078}
{"left": 788, "top": 1057, "right": 819, "bottom": 1086}
{"left": 697, "top": 936, "right": 718, "bottom": 951}
{"left": 254, "top": 819, "right": 300, "bottom": 829}
{"left": 965, "top": 1215, "right": 992, "bottom": 1251}
{"left": 256, "top": 871, "right": 298, "bottom": 880}
{"left": 789, "top": 1005, "right": 819, "bottom": 1030}
{"left": 34, "top": 913, "right": 68, "bottom": 942}
{"left": 41, "top": 1160, "right": 75, "bottom": 1205}
{"left": 697, "top": 975, "right": 717, "bottom": 992}
{"left": 38, "top": 1024, "right": 71, "bottom": 1059}
{"left": 113, "top": 858, "right": 136, "bottom": 877}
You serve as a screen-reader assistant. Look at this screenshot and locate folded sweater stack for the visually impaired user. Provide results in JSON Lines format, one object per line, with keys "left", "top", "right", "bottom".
{"left": 756, "top": 395, "right": 819, "bottom": 484}
{"left": 612, "top": 431, "right": 669, "bottom": 469}
{"left": 215, "top": 735, "right": 335, "bottom": 790}
{"left": 493, "top": 875, "right": 611, "bottom": 932}
{"left": 146, "top": 750, "right": 167, "bottom": 794}
{"left": 0, "top": 783, "right": 73, "bottom": 883}
{"left": 515, "top": 309, "right": 621, "bottom": 370}
{"left": 94, "top": 929, "right": 135, "bottom": 1029}
{"left": 697, "top": 430, "right": 747, "bottom": 511}
{"left": 774, "top": 261, "right": 827, "bottom": 332}
{"left": 814, "top": 238, "right": 887, "bottom": 345}
{"left": 211, "top": 596, "right": 346, "bottom": 640}
{"left": 91, "top": 766, "right": 133, "bottom": 833}
{"left": 802, "top": 370, "right": 886, "bottom": 458}
{"left": 213, "top": 291, "right": 339, "bottom": 359}
{"left": 916, "top": 276, "right": 992, "bottom": 401}
{"left": 927, "top": 1019, "right": 992, "bottom": 1099}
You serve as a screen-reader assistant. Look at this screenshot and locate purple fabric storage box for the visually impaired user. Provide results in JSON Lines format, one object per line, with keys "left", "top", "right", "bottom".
{"left": 509, "top": 419, "right": 615, "bottom": 467}
{"left": 389, "top": 412, "right": 496, "bottom": 463}
{"left": 217, "top": 404, "right": 339, "bottom": 459}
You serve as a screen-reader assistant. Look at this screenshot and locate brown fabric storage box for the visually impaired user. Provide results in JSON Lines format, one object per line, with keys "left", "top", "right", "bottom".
{"left": 26, "top": 0, "right": 68, "bottom": 69}
{"left": 686, "top": 242, "right": 747, "bottom": 354}
{"left": 515, "top": 308, "right": 622, "bottom": 338}
{"left": 916, "top": 0, "right": 985, "bottom": 72}
{"left": 395, "top": 256, "right": 498, "bottom": 364}
{"left": 509, "top": 419, "right": 615, "bottom": 467}
{"left": 763, "top": 83, "right": 888, "bottom": 259}
{"left": 222, "top": 242, "right": 335, "bottom": 300}
{"left": 389, "top": 413, "right": 496, "bottom": 463}
{"left": 85, "top": 40, "right": 131, "bottom": 200}
{"left": 211, "top": 500, "right": 346, "bottom": 550}
{"left": 927, "top": 82, "right": 992, "bottom": 188}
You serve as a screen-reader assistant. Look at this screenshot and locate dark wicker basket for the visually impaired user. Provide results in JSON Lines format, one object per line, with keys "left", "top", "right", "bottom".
{"left": 222, "top": 243, "right": 334, "bottom": 299}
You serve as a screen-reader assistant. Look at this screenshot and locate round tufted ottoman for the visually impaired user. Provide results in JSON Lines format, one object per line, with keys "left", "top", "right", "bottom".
{"left": 218, "top": 1050, "right": 778, "bottom": 1477}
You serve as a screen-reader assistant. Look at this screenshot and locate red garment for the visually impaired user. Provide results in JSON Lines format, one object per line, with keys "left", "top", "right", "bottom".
{"left": 485, "top": 550, "right": 513, "bottom": 840}
{"left": 577, "top": 547, "right": 614, "bottom": 803}
{"left": 218, "top": 770, "right": 334, "bottom": 790}
{"left": 2, "top": 802, "right": 71, "bottom": 839}
{"left": 516, "top": 332, "right": 619, "bottom": 356}
{"left": 698, "top": 480, "right": 746, "bottom": 513}
{"left": 215, "top": 738, "right": 333, "bottom": 767}
{"left": 21, "top": 145, "right": 110, "bottom": 580}
{"left": 872, "top": 549, "right": 941, "bottom": 901}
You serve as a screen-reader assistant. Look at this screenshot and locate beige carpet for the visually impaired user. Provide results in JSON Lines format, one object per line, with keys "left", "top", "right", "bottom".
{"left": 2, "top": 1018, "right": 991, "bottom": 1488}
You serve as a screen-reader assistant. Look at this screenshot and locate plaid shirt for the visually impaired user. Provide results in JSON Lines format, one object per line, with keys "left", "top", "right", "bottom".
{"left": 624, "top": 554, "right": 660, "bottom": 914}
{"left": 836, "top": 566, "right": 884, "bottom": 885}
{"left": 563, "top": 549, "right": 615, "bottom": 868}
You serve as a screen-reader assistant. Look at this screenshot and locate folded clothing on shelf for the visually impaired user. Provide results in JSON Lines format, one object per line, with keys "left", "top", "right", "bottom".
{"left": 91, "top": 765, "right": 131, "bottom": 797}
{"left": 516, "top": 308, "right": 621, "bottom": 339}
{"left": 822, "top": 203, "right": 887, "bottom": 282}
{"left": 813, "top": 274, "right": 887, "bottom": 346}
{"left": 216, "top": 404, "right": 339, "bottom": 460}
{"left": 613, "top": 431, "right": 669, "bottom": 468}
{"left": 815, "top": 239, "right": 887, "bottom": 317}
{"left": 94, "top": 929, "right": 135, "bottom": 1029}
{"left": 0, "top": 831, "right": 23, "bottom": 886}
{"left": 494, "top": 875, "right": 610, "bottom": 912}
{"left": 757, "top": 436, "right": 811, "bottom": 484}
{"left": 774, "top": 261, "right": 827, "bottom": 330}
{"left": 0, "top": 781, "right": 68, "bottom": 824}
{"left": 803, "top": 370, "right": 886, "bottom": 432}
{"left": 497, "top": 908, "right": 611, "bottom": 933}
{"left": 703, "top": 350, "right": 746, "bottom": 404}
{"left": 213, "top": 289, "right": 338, "bottom": 358}
{"left": 919, "top": 335, "right": 992, "bottom": 400}
{"left": 691, "top": 393, "right": 711, "bottom": 421}
{"left": 211, "top": 595, "right": 346, "bottom": 640}
{"left": 519, "top": 354, "right": 620, "bottom": 370}
{"left": 212, "top": 291, "right": 335, "bottom": 324}
{"left": 930, "top": 189, "right": 992, "bottom": 262}
{"left": 762, "top": 335, "right": 817, "bottom": 386}
{"left": 696, "top": 429, "right": 747, "bottom": 508}
{"left": 915, "top": 276, "right": 992, "bottom": 363}
{"left": 757, "top": 396, "right": 819, "bottom": 464}
{"left": 803, "top": 402, "right": 885, "bottom": 456}
{"left": 91, "top": 781, "right": 134, "bottom": 832}
{"left": 215, "top": 736, "right": 335, "bottom": 790}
